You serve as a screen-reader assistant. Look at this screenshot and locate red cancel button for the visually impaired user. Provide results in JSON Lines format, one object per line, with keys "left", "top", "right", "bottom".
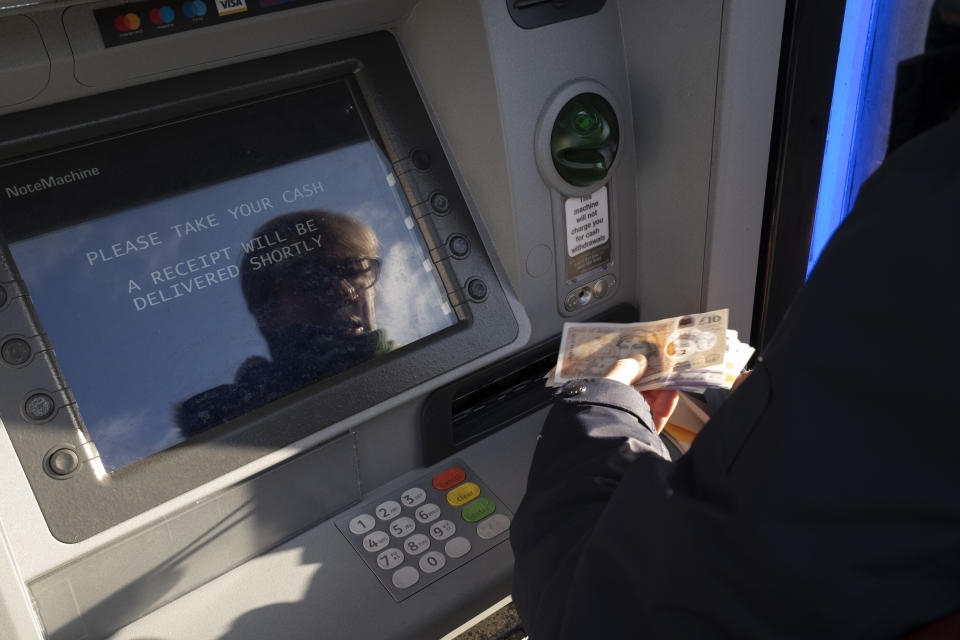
{"left": 432, "top": 467, "right": 465, "bottom": 490}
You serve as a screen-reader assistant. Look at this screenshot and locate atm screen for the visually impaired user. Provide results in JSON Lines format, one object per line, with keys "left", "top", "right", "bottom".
{"left": 4, "top": 80, "right": 456, "bottom": 471}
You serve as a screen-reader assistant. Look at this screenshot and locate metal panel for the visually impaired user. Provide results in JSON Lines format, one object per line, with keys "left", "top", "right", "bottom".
{"left": 619, "top": 0, "right": 724, "bottom": 321}
{"left": 0, "top": 16, "right": 50, "bottom": 107}
{"left": 29, "top": 432, "right": 361, "bottom": 640}
{"left": 703, "top": 0, "right": 786, "bottom": 337}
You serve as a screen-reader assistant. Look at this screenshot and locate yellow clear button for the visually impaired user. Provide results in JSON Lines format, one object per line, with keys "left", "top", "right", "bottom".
{"left": 446, "top": 481, "right": 480, "bottom": 507}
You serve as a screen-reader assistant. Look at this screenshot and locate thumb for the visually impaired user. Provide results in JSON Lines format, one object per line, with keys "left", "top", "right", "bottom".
{"left": 603, "top": 354, "right": 648, "bottom": 386}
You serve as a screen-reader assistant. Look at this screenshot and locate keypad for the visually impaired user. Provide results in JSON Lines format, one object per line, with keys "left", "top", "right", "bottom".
{"left": 336, "top": 461, "right": 512, "bottom": 601}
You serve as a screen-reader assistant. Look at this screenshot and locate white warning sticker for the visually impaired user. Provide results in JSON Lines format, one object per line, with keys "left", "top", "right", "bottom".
{"left": 564, "top": 186, "right": 609, "bottom": 257}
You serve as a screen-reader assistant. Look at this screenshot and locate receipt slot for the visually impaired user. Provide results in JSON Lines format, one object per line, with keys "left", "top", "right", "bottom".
{"left": 550, "top": 93, "right": 619, "bottom": 187}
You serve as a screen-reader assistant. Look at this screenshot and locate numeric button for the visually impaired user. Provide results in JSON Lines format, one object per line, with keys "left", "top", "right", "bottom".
{"left": 349, "top": 514, "right": 375, "bottom": 535}
{"left": 419, "top": 551, "right": 446, "bottom": 573}
{"left": 376, "top": 548, "right": 404, "bottom": 570}
{"left": 415, "top": 503, "right": 441, "bottom": 524}
{"left": 400, "top": 487, "right": 426, "bottom": 508}
{"left": 404, "top": 533, "right": 430, "bottom": 556}
{"left": 429, "top": 519, "right": 456, "bottom": 541}
{"left": 363, "top": 531, "right": 389, "bottom": 552}
{"left": 375, "top": 500, "right": 401, "bottom": 521}
{"left": 389, "top": 516, "right": 415, "bottom": 538}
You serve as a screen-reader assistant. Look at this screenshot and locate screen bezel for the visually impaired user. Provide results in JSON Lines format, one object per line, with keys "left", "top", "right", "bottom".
{"left": 0, "top": 32, "right": 519, "bottom": 542}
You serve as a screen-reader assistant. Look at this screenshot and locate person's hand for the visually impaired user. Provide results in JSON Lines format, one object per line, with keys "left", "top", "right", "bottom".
{"left": 603, "top": 355, "right": 679, "bottom": 433}
{"left": 731, "top": 370, "right": 751, "bottom": 391}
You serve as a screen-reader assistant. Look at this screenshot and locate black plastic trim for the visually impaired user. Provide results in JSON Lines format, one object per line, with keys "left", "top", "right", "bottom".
{"left": 422, "top": 303, "right": 637, "bottom": 465}
{"left": 753, "top": 0, "right": 847, "bottom": 350}
{"left": 506, "top": 0, "right": 605, "bottom": 30}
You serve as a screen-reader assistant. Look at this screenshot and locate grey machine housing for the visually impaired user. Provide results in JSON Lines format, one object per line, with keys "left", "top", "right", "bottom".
{"left": 0, "top": 1, "right": 784, "bottom": 639}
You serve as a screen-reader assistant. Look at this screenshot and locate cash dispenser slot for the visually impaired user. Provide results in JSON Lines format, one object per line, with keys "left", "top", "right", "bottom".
{"left": 422, "top": 303, "right": 637, "bottom": 464}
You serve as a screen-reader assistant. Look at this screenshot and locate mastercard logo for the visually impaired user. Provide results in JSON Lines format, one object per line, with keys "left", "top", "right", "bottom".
{"left": 113, "top": 13, "right": 142, "bottom": 32}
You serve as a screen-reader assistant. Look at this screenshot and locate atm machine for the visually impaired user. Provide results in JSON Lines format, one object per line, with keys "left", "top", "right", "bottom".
{"left": 0, "top": 1, "right": 785, "bottom": 638}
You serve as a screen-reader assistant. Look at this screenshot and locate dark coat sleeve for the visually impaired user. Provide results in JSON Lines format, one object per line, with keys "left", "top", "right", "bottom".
{"left": 510, "top": 117, "right": 960, "bottom": 639}
{"left": 510, "top": 379, "right": 669, "bottom": 638}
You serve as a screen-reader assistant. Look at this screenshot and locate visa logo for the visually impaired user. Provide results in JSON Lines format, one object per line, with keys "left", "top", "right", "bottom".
{"left": 216, "top": 0, "right": 247, "bottom": 15}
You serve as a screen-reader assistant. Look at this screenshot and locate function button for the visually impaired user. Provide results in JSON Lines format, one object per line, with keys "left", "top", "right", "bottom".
{"left": 2, "top": 338, "right": 31, "bottom": 365}
{"left": 400, "top": 487, "right": 426, "bottom": 508}
{"left": 419, "top": 551, "right": 446, "bottom": 574}
{"left": 348, "top": 514, "right": 375, "bottom": 535}
{"left": 411, "top": 149, "right": 432, "bottom": 171}
{"left": 375, "top": 500, "right": 402, "bottom": 521}
{"left": 466, "top": 278, "right": 488, "bottom": 301}
{"left": 430, "top": 192, "right": 451, "bottom": 214}
{"left": 404, "top": 533, "right": 430, "bottom": 556}
{"left": 362, "top": 531, "right": 389, "bottom": 553}
{"left": 389, "top": 516, "right": 415, "bottom": 539}
{"left": 429, "top": 519, "right": 456, "bottom": 541}
{"left": 593, "top": 274, "right": 616, "bottom": 299}
{"left": 448, "top": 235, "right": 469, "bottom": 259}
{"left": 461, "top": 497, "right": 495, "bottom": 523}
{"left": 446, "top": 482, "right": 480, "bottom": 507}
{"left": 392, "top": 566, "right": 420, "bottom": 589}
{"left": 24, "top": 393, "right": 54, "bottom": 421}
{"left": 432, "top": 467, "right": 465, "bottom": 490}
{"left": 444, "top": 536, "right": 472, "bottom": 559}
{"left": 476, "top": 514, "right": 511, "bottom": 540}
{"left": 414, "top": 503, "right": 441, "bottom": 524}
{"left": 592, "top": 278, "right": 609, "bottom": 298}
{"left": 48, "top": 448, "right": 79, "bottom": 476}
{"left": 376, "top": 548, "right": 404, "bottom": 571}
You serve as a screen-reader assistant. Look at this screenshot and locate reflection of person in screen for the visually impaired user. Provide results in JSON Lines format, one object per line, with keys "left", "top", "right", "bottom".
{"left": 176, "top": 211, "right": 394, "bottom": 438}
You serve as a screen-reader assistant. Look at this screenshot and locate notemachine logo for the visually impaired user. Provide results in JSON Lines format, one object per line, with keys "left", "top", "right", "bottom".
{"left": 215, "top": 0, "right": 247, "bottom": 16}
{"left": 4, "top": 168, "right": 101, "bottom": 199}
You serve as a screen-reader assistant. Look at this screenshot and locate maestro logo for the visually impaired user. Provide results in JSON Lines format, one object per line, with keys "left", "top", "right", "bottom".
{"left": 215, "top": 0, "right": 247, "bottom": 16}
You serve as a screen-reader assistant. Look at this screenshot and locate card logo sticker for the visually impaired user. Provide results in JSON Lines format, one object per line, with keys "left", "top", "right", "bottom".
{"left": 215, "top": 0, "right": 247, "bottom": 15}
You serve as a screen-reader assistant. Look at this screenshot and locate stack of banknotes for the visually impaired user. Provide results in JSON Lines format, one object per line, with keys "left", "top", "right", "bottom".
{"left": 549, "top": 309, "right": 754, "bottom": 394}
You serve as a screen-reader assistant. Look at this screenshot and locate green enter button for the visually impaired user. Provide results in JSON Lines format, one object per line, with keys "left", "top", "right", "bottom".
{"left": 461, "top": 498, "right": 496, "bottom": 523}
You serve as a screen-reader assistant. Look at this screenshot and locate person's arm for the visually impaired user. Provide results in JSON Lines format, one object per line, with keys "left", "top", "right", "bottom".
{"left": 511, "top": 356, "right": 677, "bottom": 637}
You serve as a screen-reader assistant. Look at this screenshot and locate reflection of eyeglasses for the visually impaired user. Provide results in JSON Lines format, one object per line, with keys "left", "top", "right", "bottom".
{"left": 331, "top": 257, "right": 381, "bottom": 290}
{"left": 293, "top": 257, "right": 381, "bottom": 295}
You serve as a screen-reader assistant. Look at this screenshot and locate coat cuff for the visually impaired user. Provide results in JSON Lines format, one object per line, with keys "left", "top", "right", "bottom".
{"left": 555, "top": 378, "right": 656, "bottom": 434}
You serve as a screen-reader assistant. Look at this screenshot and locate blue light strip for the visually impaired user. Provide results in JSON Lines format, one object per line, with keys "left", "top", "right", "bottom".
{"left": 807, "top": 0, "right": 880, "bottom": 277}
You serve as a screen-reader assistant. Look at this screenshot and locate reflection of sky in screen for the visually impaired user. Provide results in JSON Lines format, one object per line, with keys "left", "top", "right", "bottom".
{"left": 9, "top": 141, "right": 455, "bottom": 471}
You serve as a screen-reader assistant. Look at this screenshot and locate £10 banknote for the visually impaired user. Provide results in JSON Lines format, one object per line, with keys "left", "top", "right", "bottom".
{"left": 553, "top": 309, "right": 730, "bottom": 387}
{"left": 632, "top": 329, "right": 755, "bottom": 393}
